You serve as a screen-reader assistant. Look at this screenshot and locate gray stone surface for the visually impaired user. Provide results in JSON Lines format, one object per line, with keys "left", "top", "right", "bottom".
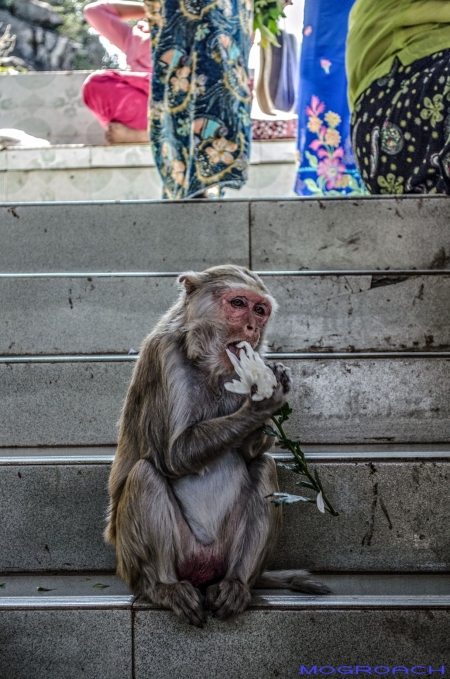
{"left": 0, "top": 358, "right": 448, "bottom": 446}
{"left": 134, "top": 608, "right": 449, "bottom": 678}
{"left": 0, "top": 609, "right": 132, "bottom": 679}
{"left": 266, "top": 274, "right": 450, "bottom": 352}
{"left": 0, "top": 9, "right": 76, "bottom": 73}
{"left": 2, "top": 274, "right": 449, "bottom": 355}
{"left": 0, "top": 463, "right": 115, "bottom": 571}
{"left": 274, "top": 461, "right": 450, "bottom": 571}
{"left": 0, "top": 276, "right": 179, "bottom": 355}
{"left": 1, "top": 460, "right": 449, "bottom": 572}
{"left": 2, "top": 572, "right": 450, "bottom": 598}
{"left": 0, "top": 573, "right": 130, "bottom": 597}
{"left": 0, "top": 202, "right": 249, "bottom": 272}
{"left": 2, "top": 197, "right": 450, "bottom": 273}
{"left": 0, "top": 361, "right": 129, "bottom": 446}
{"left": 251, "top": 196, "right": 450, "bottom": 270}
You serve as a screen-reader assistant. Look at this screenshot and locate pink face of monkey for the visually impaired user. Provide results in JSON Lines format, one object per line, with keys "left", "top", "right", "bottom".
{"left": 219, "top": 287, "right": 272, "bottom": 361}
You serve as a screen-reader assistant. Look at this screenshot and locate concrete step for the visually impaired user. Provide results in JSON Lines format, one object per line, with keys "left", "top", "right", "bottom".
{"left": 0, "top": 448, "right": 448, "bottom": 572}
{"left": 0, "top": 142, "right": 297, "bottom": 202}
{"left": 0, "top": 356, "right": 448, "bottom": 447}
{"left": 1, "top": 272, "right": 448, "bottom": 355}
{"left": 0, "top": 573, "right": 449, "bottom": 679}
{"left": 1, "top": 196, "right": 450, "bottom": 272}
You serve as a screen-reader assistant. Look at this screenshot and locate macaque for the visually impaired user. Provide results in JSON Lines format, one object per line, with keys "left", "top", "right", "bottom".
{"left": 105, "top": 264, "right": 328, "bottom": 627}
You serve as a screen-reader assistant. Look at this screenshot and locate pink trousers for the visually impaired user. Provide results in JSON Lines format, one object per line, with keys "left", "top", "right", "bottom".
{"left": 82, "top": 70, "right": 150, "bottom": 130}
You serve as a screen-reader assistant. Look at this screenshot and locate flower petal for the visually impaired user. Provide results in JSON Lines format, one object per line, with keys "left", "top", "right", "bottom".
{"left": 316, "top": 491, "right": 325, "bottom": 513}
{"left": 225, "top": 380, "right": 251, "bottom": 394}
{"left": 226, "top": 348, "right": 244, "bottom": 375}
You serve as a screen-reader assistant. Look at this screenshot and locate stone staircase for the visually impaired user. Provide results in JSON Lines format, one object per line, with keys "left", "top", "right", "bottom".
{"left": 0, "top": 195, "right": 449, "bottom": 678}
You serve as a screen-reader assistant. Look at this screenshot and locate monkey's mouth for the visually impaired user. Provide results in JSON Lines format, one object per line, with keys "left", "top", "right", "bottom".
{"left": 227, "top": 340, "right": 257, "bottom": 358}
{"left": 227, "top": 342, "right": 242, "bottom": 359}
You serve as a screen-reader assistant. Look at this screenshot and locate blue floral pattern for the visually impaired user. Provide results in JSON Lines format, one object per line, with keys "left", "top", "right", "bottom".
{"left": 294, "top": 0, "right": 366, "bottom": 197}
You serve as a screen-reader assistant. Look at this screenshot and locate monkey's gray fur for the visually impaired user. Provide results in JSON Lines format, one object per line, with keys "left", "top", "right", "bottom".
{"left": 105, "top": 264, "right": 329, "bottom": 627}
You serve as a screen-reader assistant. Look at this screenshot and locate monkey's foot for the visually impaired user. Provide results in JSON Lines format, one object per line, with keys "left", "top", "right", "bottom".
{"left": 154, "top": 581, "right": 206, "bottom": 628}
{"left": 205, "top": 579, "right": 252, "bottom": 620}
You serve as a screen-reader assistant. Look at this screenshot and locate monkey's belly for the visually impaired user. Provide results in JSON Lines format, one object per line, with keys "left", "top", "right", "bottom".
{"left": 171, "top": 451, "right": 248, "bottom": 546}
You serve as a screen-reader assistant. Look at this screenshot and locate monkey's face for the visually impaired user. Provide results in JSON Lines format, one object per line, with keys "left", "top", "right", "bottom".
{"left": 219, "top": 287, "right": 272, "bottom": 366}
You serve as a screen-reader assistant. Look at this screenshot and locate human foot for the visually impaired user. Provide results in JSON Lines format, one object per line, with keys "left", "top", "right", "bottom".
{"left": 105, "top": 122, "right": 149, "bottom": 144}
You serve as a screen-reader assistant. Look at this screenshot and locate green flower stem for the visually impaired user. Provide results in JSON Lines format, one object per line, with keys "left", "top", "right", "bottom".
{"left": 270, "top": 414, "right": 339, "bottom": 516}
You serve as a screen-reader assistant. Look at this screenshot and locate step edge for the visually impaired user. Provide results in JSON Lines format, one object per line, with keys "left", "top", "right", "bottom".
{"left": 2, "top": 594, "right": 449, "bottom": 611}
{"left": 133, "top": 594, "right": 450, "bottom": 610}
{"left": 0, "top": 595, "right": 134, "bottom": 609}
{"left": 0, "top": 270, "right": 449, "bottom": 278}
{"left": 1, "top": 194, "right": 449, "bottom": 207}
{"left": 2, "top": 352, "right": 450, "bottom": 363}
{"left": 1, "top": 451, "right": 450, "bottom": 465}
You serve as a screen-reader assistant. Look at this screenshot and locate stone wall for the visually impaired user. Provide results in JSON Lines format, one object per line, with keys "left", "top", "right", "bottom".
{"left": 0, "top": 0, "right": 104, "bottom": 71}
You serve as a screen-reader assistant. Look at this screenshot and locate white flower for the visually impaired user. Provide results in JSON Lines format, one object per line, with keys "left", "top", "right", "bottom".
{"left": 225, "top": 341, "right": 276, "bottom": 401}
{"left": 316, "top": 491, "right": 325, "bottom": 513}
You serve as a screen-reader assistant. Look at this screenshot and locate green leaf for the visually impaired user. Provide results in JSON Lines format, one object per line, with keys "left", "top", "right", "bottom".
{"left": 0, "top": 583, "right": 5, "bottom": 588}
{"left": 37, "top": 586, "right": 55, "bottom": 592}
{"left": 263, "top": 425, "right": 277, "bottom": 437}
{"left": 304, "top": 178, "right": 323, "bottom": 194}
{"left": 266, "top": 492, "right": 315, "bottom": 506}
{"left": 304, "top": 151, "right": 319, "bottom": 170}
{"left": 277, "top": 442, "right": 291, "bottom": 450}
{"left": 93, "top": 583, "right": 110, "bottom": 589}
{"left": 296, "top": 481, "right": 317, "bottom": 491}
{"left": 275, "top": 402, "right": 293, "bottom": 424}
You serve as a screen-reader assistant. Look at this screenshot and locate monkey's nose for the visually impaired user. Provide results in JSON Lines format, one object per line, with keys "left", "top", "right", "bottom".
{"left": 244, "top": 324, "right": 258, "bottom": 343}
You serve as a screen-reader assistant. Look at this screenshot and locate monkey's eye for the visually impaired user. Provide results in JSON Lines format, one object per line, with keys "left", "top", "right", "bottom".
{"left": 254, "top": 305, "right": 266, "bottom": 316}
{"left": 231, "top": 298, "right": 245, "bottom": 308}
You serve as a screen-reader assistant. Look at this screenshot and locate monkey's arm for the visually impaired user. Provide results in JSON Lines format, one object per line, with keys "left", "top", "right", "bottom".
{"left": 238, "top": 426, "right": 272, "bottom": 464}
{"left": 165, "top": 399, "right": 282, "bottom": 477}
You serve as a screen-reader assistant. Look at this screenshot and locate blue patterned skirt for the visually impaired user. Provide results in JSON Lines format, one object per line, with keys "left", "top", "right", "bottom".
{"left": 145, "top": 0, "right": 252, "bottom": 199}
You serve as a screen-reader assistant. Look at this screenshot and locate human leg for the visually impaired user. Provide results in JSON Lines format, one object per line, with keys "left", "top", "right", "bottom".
{"left": 147, "top": 0, "right": 252, "bottom": 199}
{"left": 82, "top": 71, "right": 150, "bottom": 143}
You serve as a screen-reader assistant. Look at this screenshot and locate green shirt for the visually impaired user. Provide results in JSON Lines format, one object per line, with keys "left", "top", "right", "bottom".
{"left": 346, "top": 0, "right": 450, "bottom": 110}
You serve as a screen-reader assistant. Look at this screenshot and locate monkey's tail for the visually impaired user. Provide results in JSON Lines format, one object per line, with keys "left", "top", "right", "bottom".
{"left": 255, "top": 570, "right": 332, "bottom": 595}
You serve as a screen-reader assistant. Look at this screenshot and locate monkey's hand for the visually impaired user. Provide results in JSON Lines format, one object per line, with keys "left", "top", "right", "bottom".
{"left": 238, "top": 425, "right": 272, "bottom": 462}
{"left": 266, "top": 361, "right": 292, "bottom": 395}
{"left": 247, "top": 364, "right": 291, "bottom": 420}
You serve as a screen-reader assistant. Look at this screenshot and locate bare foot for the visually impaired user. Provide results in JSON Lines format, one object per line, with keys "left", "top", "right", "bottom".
{"left": 105, "top": 122, "right": 149, "bottom": 145}
{"left": 205, "top": 579, "right": 251, "bottom": 619}
{"left": 152, "top": 581, "right": 206, "bottom": 628}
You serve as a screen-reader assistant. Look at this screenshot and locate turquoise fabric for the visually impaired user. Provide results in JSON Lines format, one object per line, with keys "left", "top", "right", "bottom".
{"left": 145, "top": 0, "right": 252, "bottom": 199}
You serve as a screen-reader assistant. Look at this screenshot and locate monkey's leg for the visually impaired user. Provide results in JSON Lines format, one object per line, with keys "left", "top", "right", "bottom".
{"left": 205, "top": 453, "right": 281, "bottom": 619}
{"left": 115, "top": 459, "right": 206, "bottom": 628}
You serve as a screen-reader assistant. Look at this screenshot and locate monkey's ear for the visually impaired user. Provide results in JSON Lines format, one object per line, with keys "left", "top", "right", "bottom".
{"left": 178, "top": 271, "right": 204, "bottom": 295}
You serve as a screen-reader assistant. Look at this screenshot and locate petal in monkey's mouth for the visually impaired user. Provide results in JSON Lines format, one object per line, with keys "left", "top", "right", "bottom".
{"left": 227, "top": 343, "right": 241, "bottom": 358}
{"left": 227, "top": 341, "right": 247, "bottom": 358}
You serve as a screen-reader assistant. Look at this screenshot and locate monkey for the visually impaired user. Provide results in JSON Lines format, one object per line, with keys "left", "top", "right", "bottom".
{"left": 105, "top": 264, "right": 329, "bottom": 627}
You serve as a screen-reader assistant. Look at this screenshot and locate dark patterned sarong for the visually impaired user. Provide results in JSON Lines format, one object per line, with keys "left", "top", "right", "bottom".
{"left": 351, "top": 49, "right": 450, "bottom": 194}
{"left": 144, "top": 0, "right": 252, "bottom": 199}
